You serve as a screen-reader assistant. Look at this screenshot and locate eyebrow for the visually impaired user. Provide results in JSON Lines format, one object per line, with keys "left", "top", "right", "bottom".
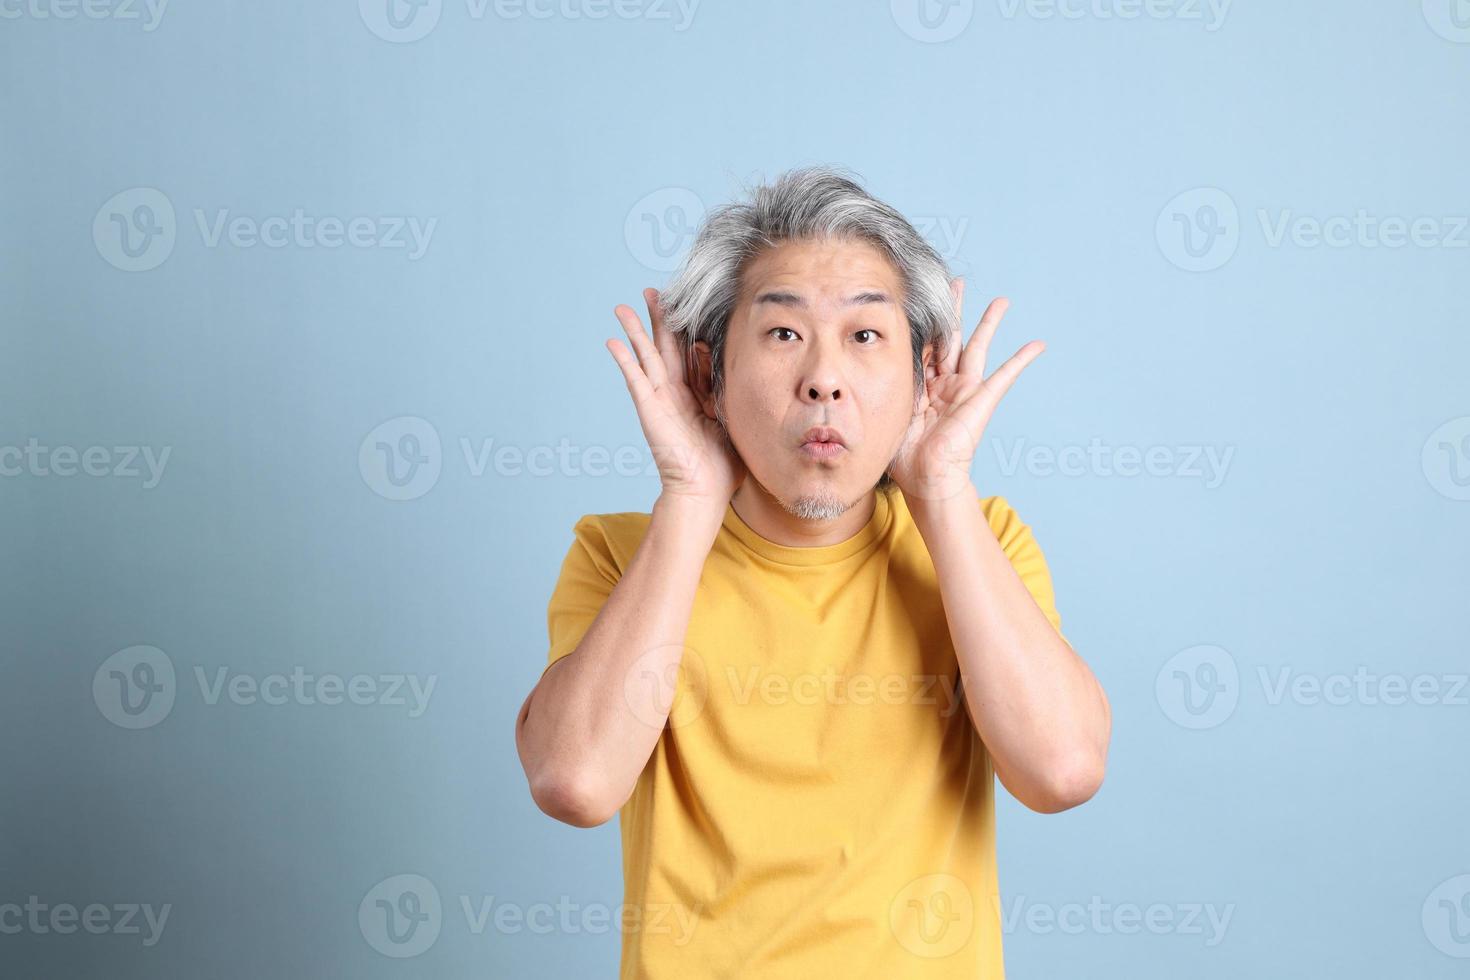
{"left": 752, "top": 290, "right": 894, "bottom": 309}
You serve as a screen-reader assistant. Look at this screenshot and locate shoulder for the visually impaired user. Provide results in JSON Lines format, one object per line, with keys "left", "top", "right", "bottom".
{"left": 570, "top": 509, "right": 652, "bottom": 540}
{"left": 976, "top": 493, "right": 1051, "bottom": 564}
{"left": 565, "top": 510, "right": 653, "bottom": 575}
{"left": 978, "top": 492, "right": 1029, "bottom": 538}
{"left": 975, "top": 493, "right": 1068, "bottom": 639}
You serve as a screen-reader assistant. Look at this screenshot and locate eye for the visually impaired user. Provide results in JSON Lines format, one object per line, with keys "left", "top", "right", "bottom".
{"left": 854, "top": 329, "right": 880, "bottom": 344}
{"left": 768, "top": 327, "right": 799, "bottom": 342}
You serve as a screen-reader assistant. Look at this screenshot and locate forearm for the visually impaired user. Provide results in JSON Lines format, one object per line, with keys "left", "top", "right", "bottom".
{"left": 517, "top": 493, "right": 723, "bottom": 826}
{"left": 908, "top": 486, "right": 1110, "bottom": 813}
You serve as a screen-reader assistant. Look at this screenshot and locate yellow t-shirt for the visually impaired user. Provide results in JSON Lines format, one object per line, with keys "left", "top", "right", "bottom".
{"left": 543, "top": 487, "right": 1068, "bottom": 980}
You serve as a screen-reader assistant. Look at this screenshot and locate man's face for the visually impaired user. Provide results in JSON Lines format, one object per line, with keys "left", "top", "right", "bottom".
{"left": 701, "top": 237, "right": 929, "bottom": 519}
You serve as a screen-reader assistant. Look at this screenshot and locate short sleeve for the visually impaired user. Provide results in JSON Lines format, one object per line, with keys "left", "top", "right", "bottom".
{"left": 543, "top": 515, "right": 622, "bottom": 679}
{"left": 980, "top": 495, "right": 1071, "bottom": 650}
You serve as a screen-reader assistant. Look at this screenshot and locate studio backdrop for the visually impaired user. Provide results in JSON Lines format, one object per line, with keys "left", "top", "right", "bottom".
{"left": 2, "top": 1, "right": 1467, "bottom": 977}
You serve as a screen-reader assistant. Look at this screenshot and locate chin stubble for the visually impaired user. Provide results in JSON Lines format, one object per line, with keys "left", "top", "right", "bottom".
{"left": 782, "top": 488, "right": 850, "bottom": 522}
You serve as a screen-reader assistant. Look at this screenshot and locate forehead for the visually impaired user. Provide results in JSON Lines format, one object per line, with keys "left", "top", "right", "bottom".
{"left": 736, "top": 237, "right": 903, "bottom": 314}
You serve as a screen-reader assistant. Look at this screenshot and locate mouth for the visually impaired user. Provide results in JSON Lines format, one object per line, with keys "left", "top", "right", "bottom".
{"left": 799, "top": 426, "right": 847, "bottom": 460}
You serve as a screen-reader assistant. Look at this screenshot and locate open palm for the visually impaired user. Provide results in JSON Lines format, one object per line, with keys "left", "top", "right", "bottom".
{"left": 606, "top": 288, "right": 747, "bottom": 507}
{"left": 891, "top": 280, "right": 1046, "bottom": 502}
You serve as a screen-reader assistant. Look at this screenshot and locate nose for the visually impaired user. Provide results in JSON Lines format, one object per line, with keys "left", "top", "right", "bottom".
{"left": 799, "top": 343, "right": 844, "bottom": 404}
{"left": 803, "top": 380, "right": 841, "bottom": 402}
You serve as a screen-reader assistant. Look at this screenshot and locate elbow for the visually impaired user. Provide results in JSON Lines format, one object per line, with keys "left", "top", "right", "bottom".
{"left": 515, "top": 681, "right": 622, "bottom": 828}
{"left": 1024, "top": 751, "right": 1106, "bottom": 814}
{"left": 528, "top": 767, "right": 623, "bottom": 829}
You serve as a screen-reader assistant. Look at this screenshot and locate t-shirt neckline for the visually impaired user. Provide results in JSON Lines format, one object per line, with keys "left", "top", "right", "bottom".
{"left": 720, "top": 489, "right": 895, "bottom": 566}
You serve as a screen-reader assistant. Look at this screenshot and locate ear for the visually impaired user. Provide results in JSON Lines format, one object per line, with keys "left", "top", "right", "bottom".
{"left": 688, "top": 341, "right": 719, "bottom": 419}
{"left": 921, "top": 339, "right": 939, "bottom": 385}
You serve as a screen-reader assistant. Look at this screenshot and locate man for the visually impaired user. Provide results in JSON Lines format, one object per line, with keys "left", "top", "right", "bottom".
{"left": 515, "top": 165, "right": 1111, "bottom": 978}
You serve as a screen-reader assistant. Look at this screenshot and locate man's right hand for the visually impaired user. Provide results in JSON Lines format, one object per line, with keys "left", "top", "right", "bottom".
{"left": 607, "top": 288, "right": 746, "bottom": 509}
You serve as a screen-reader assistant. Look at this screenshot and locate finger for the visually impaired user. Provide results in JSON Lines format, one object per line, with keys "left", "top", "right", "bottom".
{"left": 956, "top": 296, "right": 1009, "bottom": 377}
{"left": 614, "top": 303, "right": 669, "bottom": 390}
{"left": 974, "top": 340, "right": 1045, "bottom": 412}
{"left": 606, "top": 337, "right": 656, "bottom": 405}
{"left": 941, "top": 277, "right": 964, "bottom": 376}
{"left": 644, "top": 287, "right": 687, "bottom": 388}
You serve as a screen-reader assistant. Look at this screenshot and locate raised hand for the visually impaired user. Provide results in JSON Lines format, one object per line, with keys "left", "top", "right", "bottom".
{"left": 890, "top": 279, "right": 1046, "bottom": 503}
{"left": 607, "top": 288, "right": 747, "bottom": 507}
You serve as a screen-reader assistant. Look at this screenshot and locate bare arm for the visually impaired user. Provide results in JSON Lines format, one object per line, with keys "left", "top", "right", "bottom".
{"left": 516, "top": 287, "right": 744, "bottom": 828}
{"left": 515, "top": 494, "right": 722, "bottom": 827}
{"left": 908, "top": 489, "right": 1111, "bottom": 813}
{"left": 890, "top": 282, "right": 1109, "bottom": 813}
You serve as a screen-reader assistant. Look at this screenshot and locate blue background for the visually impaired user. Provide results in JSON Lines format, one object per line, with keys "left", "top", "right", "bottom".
{"left": 3, "top": 0, "right": 1468, "bottom": 976}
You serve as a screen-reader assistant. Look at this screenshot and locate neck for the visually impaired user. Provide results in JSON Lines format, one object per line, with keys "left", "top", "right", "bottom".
{"left": 729, "top": 480, "right": 878, "bottom": 548}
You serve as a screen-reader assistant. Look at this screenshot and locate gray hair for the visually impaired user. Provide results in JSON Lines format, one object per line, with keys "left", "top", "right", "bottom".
{"left": 657, "top": 164, "right": 959, "bottom": 494}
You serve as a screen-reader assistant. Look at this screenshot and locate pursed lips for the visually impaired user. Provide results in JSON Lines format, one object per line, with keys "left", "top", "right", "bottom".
{"left": 801, "top": 425, "right": 846, "bottom": 447}
{"left": 800, "top": 426, "right": 848, "bottom": 459}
